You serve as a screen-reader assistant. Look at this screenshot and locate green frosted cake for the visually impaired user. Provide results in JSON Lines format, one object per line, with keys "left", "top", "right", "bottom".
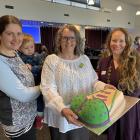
{"left": 70, "top": 88, "right": 125, "bottom": 128}
{"left": 71, "top": 94, "right": 109, "bottom": 127}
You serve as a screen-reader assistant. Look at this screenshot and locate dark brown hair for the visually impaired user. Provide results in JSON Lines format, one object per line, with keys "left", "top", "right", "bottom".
{"left": 0, "top": 15, "right": 22, "bottom": 35}
{"left": 104, "top": 28, "right": 140, "bottom": 93}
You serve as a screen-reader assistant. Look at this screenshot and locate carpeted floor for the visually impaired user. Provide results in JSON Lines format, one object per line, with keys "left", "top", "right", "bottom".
{"left": 0, "top": 125, "right": 107, "bottom": 140}
{"left": 0, "top": 124, "right": 51, "bottom": 140}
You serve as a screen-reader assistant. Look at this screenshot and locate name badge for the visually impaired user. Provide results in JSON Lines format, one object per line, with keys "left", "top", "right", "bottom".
{"left": 101, "top": 71, "right": 106, "bottom": 75}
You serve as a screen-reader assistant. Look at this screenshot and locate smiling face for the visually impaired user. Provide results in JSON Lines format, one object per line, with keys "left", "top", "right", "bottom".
{"left": 110, "top": 30, "right": 126, "bottom": 57}
{"left": 60, "top": 28, "right": 76, "bottom": 54}
{"left": 0, "top": 23, "right": 23, "bottom": 51}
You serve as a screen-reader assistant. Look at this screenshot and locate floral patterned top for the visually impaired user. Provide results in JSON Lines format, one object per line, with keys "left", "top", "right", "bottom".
{"left": 0, "top": 53, "right": 40, "bottom": 138}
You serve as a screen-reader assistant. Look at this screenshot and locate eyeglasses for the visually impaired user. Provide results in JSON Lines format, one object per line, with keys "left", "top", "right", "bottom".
{"left": 62, "top": 36, "right": 76, "bottom": 42}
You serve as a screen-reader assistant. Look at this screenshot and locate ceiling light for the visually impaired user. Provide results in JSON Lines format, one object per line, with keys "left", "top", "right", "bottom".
{"left": 87, "top": 0, "right": 95, "bottom": 5}
{"left": 136, "top": 11, "right": 140, "bottom": 15}
{"left": 116, "top": 6, "right": 122, "bottom": 11}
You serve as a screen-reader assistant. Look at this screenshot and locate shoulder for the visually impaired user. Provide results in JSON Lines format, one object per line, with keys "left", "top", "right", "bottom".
{"left": 45, "top": 54, "right": 58, "bottom": 62}
{"left": 0, "top": 57, "right": 6, "bottom": 65}
{"left": 77, "top": 55, "right": 91, "bottom": 66}
{"left": 0, "top": 57, "right": 11, "bottom": 73}
{"left": 43, "top": 54, "right": 59, "bottom": 67}
{"left": 81, "top": 54, "right": 89, "bottom": 59}
{"left": 0, "top": 55, "right": 9, "bottom": 64}
{"left": 80, "top": 54, "right": 90, "bottom": 62}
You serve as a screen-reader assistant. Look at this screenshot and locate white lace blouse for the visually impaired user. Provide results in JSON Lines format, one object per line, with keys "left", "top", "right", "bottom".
{"left": 41, "top": 54, "right": 106, "bottom": 133}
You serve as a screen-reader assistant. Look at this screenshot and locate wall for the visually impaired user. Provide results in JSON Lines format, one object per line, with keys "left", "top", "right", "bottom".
{"left": 0, "top": 0, "right": 138, "bottom": 28}
{"left": 134, "top": 17, "right": 140, "bottom": 30}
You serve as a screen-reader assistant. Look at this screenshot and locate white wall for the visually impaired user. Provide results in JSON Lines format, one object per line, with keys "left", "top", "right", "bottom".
{"left": 134, "top": 17, "right": 140, "bottom": 28}
{"left": 0, "top": 0, "right": 138, "bottom": 28}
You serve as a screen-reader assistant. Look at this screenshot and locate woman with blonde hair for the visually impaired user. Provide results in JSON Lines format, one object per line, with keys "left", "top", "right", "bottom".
{"left": 97, "top": 27, "right": 140, "bottom": 140}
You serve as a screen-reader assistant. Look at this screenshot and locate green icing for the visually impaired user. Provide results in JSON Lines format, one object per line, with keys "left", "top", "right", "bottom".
{"left": 71, "top": 94, "right": 86, "bottom": 112}
{"left": 71, "top": 95, "right": 109, "bottom": 127}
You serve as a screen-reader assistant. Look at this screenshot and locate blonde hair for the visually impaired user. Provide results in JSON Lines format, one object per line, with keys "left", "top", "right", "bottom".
{"left": 55, "top": 24, "right": 84, "bottom": 55}
{"left": 21, "top": 34, "right": 34, "bottom": 48}
{"left": 103, "top": 28, "right": 140, "bottom": 93}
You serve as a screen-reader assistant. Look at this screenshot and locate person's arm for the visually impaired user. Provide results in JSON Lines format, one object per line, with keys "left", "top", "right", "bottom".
{"left": 0, "top": 60, "right": 40, "bottom": 102}
{"left": 85, "top": 55, "right": 113, "bottom": 91}
{"left": 40, "top": 55, "right": 66, "bottom": 113}
{"left": 84, "top": 55, "right": 106, "bottom": 91}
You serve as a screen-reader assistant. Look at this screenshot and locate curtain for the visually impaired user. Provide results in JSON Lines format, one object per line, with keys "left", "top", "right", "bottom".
{"left": 40, "top": 26, "right": 59, "bottom": 54}
{"left": 85, "top": 28, "right": 110, "bottom": 49}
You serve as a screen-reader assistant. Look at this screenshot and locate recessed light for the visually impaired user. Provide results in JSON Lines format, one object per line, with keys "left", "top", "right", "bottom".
{"left": 136, "top": 11, "right": 140, "bottom": 15}
{"left": 116, "top": 6, "right": 122, "bottom": 11}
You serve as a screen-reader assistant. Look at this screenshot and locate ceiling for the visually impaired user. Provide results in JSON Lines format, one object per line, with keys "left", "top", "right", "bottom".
{"left": 116, "top": 0, "right": 140, "bottom": 7}
{"left": 46, "top": 0, "right": 140, "bottom": 8}
{"left": 68, "top": 0, "right": 140, "bottom": 7}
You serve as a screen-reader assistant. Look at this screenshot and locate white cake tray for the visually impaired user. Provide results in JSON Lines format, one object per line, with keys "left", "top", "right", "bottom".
{"left": 84, "top": 95, "right": 140, "bottom": 135}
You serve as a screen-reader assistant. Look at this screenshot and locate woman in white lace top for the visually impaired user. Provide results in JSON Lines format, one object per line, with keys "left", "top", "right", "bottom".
{"left": 41, "top": 25, "right": 113, "bottom": 140}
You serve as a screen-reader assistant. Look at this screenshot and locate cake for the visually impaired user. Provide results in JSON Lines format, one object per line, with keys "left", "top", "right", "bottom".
{"left": 70, "top": 88, "right": 125, "bottom": 128}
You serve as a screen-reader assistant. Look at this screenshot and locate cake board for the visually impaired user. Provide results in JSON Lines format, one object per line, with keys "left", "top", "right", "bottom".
{"left": 84, "top": 95, "right": 140, "bottom": 135}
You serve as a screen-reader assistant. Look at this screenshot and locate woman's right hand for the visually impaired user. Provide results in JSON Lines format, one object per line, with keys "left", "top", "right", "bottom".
{"left": 61, "top": 108, "right": 83, "bottom": 126}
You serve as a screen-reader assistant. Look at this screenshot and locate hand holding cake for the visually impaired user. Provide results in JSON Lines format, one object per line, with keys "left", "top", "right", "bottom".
{"left": 61, "top": 108, "right": 83, "bottom": 126}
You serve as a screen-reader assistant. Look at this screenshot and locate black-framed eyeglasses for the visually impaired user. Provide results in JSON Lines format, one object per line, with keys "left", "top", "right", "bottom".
{"left": 62, "top": 36, "right": 76, "bottom": 42}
